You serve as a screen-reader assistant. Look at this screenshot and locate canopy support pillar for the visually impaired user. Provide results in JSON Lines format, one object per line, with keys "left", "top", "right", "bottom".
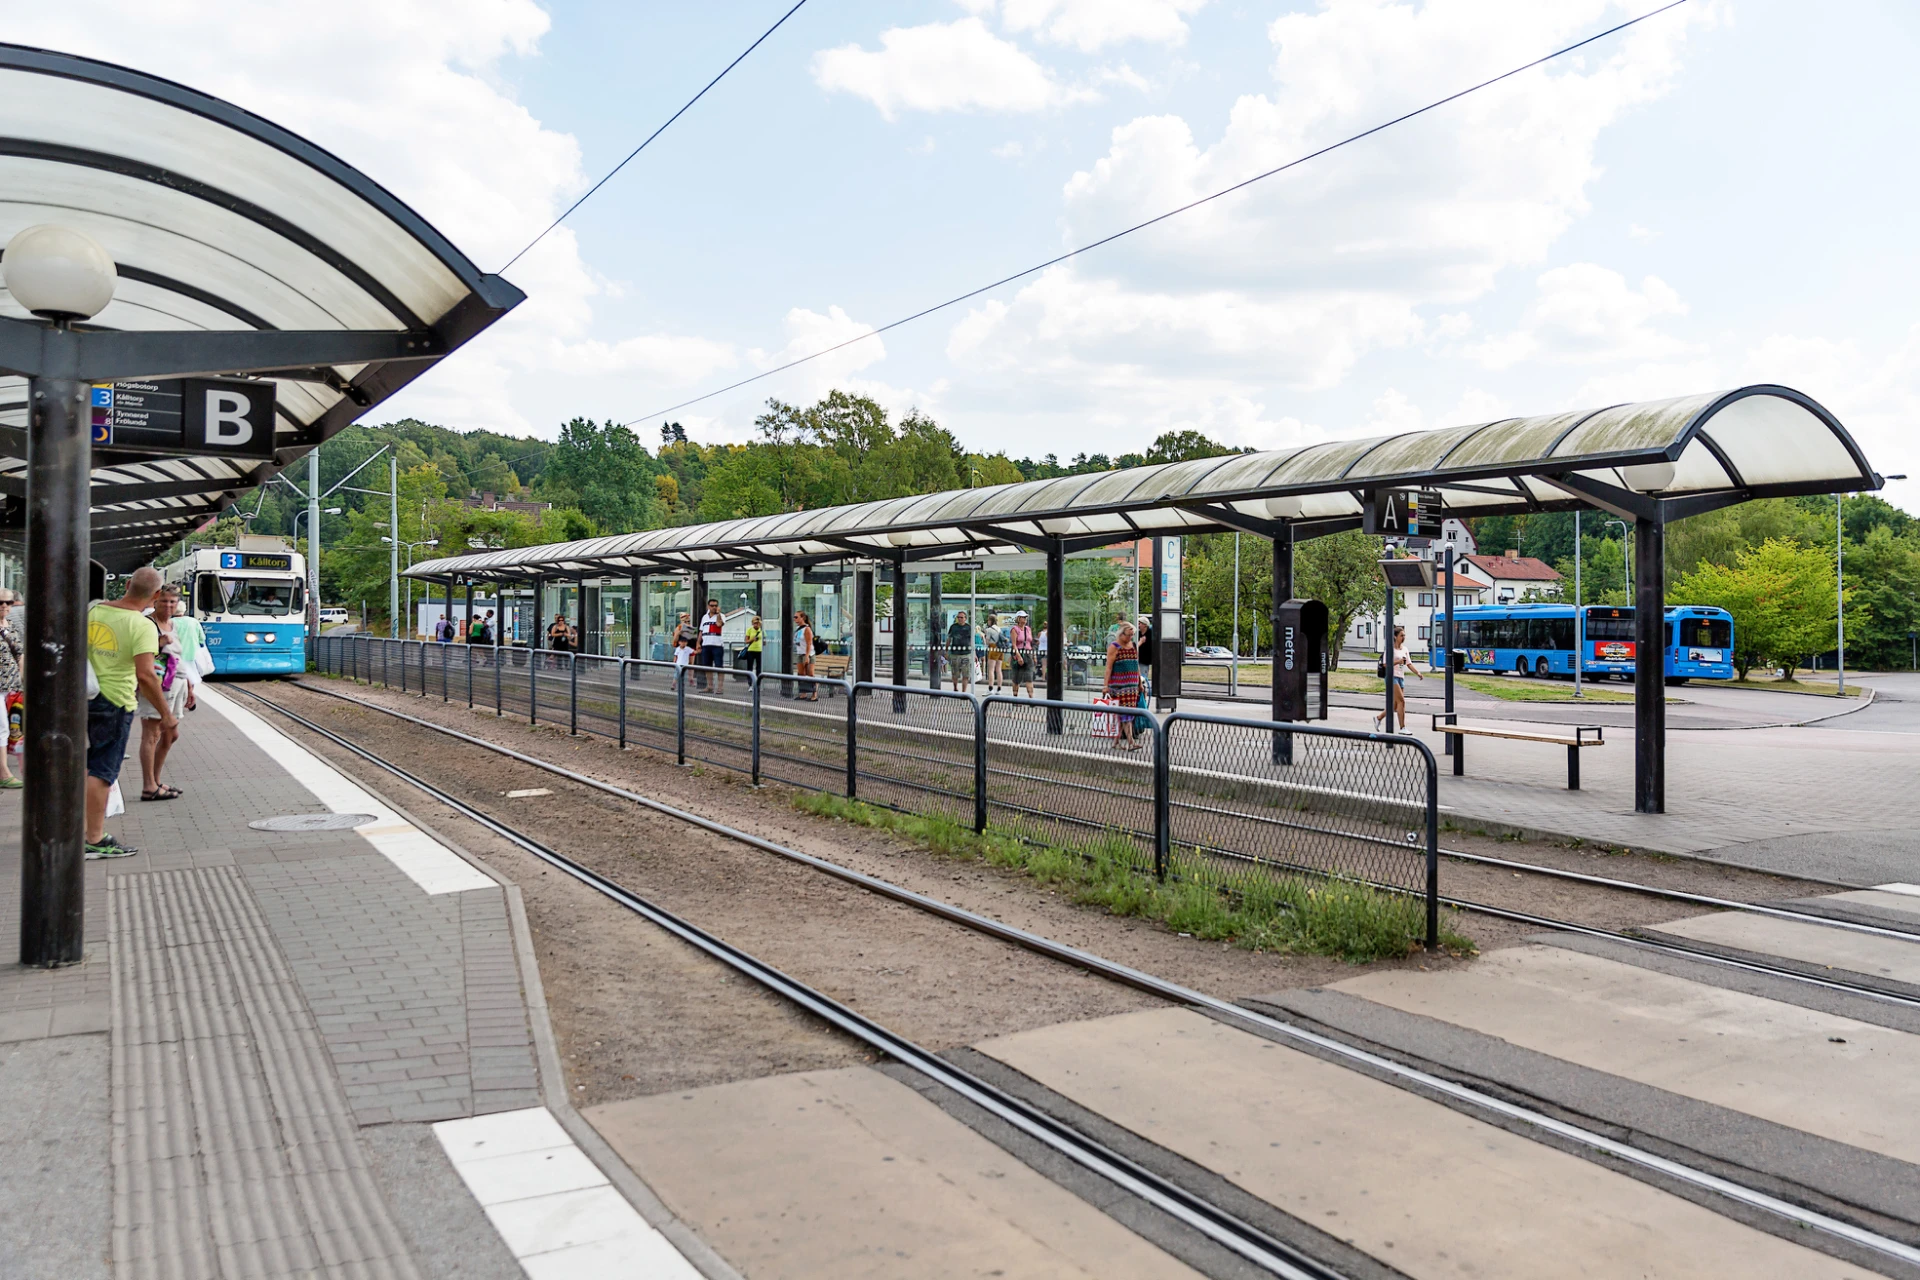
{"left": 531, "top": 576, "right": 545, "bottom": 648}
{"left": 1046, "top": 544, "right": 1065, "bottom": 734}
{"left": 855, "top": 566, "right": 875, "bottom": 684}
{"left": 779, "top": 561, "right": 794, "bottom": 692}
{"left": 20, "top": 374, "right": 89, "bottom": 967}
{"left": 928, "top": 570, "right": 943, "bottom": 689}
{"left": 1634, "top": 515, "right": 1666, "bottom": 814}
{"left": 630, "top": 571, "right": 643, "bottom": 658}
{"left": 892, "top": 555, "right": 909, "bottom": 711}
{"left": 463, "top": 581, "right": 473, "bottom": 642}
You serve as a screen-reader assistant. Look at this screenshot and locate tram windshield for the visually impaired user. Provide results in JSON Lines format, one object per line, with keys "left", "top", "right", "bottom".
{"left": 199, "top": 575, "right": 303, "bottom": 617}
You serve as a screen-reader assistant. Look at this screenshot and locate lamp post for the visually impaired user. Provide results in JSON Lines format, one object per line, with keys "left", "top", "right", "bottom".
{"left": 382, "top": 537, "right": 438, "bottom": 637}
{"left": 1604, "top": 518, "right": 1631, "bottom": 597}
{"left": 8, "top": 224, "right": 117, "bottom": 967}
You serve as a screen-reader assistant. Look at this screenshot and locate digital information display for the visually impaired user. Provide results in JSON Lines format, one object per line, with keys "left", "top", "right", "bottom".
{"left": 219, "top": 552, "right": 294, "bottom": 571}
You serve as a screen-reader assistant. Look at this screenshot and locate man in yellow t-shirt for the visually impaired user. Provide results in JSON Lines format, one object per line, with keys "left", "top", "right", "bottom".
{"left": 86, "top": 565, "right": 170, "bottom": 859}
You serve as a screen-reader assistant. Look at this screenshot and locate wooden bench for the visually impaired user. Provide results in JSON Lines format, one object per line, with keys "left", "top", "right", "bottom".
{"left": 811, "top": 653, "right": 851, "bottom": 680}
{"left": 1431, "top": 715, "right": 1604, "bottom": 790}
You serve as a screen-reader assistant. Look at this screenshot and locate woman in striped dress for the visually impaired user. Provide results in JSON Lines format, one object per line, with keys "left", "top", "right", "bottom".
{"left": 1104, "top": 621, "right": 1146, "bottom": 751}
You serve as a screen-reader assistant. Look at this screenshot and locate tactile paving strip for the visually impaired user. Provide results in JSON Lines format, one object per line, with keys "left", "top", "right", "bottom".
{"left": 110, "top": 866, "right": 422, "bottom": 1279}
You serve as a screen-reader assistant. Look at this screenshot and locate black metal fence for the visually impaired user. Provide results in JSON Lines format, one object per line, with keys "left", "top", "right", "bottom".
{"left": 317, "top": 634, "right": 1439, "bottom": 945}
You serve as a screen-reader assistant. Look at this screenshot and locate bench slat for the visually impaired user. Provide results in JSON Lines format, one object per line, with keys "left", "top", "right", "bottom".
{"left": 1432, "top": 722, "right": 1603, "bottom": 747}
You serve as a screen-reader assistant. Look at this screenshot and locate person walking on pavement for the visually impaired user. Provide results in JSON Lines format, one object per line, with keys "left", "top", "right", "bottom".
{"left": 0, "top": 589, "right": 21, "bottom": 789}
{"left": 137, "top": 584, "right": 194, "bottom": 801}
{"left": 1374, "top": 624, "right": 1423, "bottom": 732}
{"left": 946, "top": 610, "right": 973, "bottom": 692}
{"left": 87, "top": 566, "right": 171, "bottom": 859}
{"left": 983, "top": 613, "right": 1005, "bottom": 692}
{"left": 1008, "top": 610, "right": 1036, "bottom": 699}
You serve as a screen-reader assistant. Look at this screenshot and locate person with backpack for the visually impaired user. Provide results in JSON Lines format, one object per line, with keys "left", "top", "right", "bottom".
{"left": 945, "top": 610, "right": 973, "bottom": 692}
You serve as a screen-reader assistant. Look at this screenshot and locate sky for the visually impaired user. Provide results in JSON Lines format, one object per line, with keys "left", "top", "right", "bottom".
{"left": 11, "top": 0, "right": 1920, "bottom": 511}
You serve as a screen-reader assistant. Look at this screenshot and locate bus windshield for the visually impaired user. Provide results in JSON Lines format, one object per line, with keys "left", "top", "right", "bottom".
{"left": 210, "top": 577, "right": 303, "bottom": 617}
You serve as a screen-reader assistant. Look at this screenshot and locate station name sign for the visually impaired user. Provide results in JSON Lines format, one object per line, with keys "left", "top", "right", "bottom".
{"left": 90, "top": 378, "right": 277, "bottom": 459}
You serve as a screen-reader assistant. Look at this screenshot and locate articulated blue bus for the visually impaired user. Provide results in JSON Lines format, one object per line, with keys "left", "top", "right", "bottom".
{"left": 1446, "top": 604, "right": 1734, "bottom": 684}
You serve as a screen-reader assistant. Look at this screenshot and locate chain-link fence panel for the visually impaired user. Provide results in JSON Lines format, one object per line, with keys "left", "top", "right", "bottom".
{"left": 572, "top": 654, "right": 622, "bottom": 738}
{"left": 422, "top": 642, "right": 451, "bottom": 701}
{"left": 757, "top": 673, "right": 851, "bottom": 796}
{"left": 618, "top": 660, "right": 681, "bottom": 757}
{"left": 682, "top": 665, "right": 756, "bottom": 777}
{"left": 493, "top": 646, "right": 535, "bottom": 720}
{"left": 850, "top": 684, "right": 978, "bottom": 826}
{"left": 981, "top": 696, "right": 1156, "bottom": 871}
{"left": 531, "top": 651, "right": 573, "bottom": 725}
{"left": 1162, "top": 714, "right": 1436, "bottom": 898}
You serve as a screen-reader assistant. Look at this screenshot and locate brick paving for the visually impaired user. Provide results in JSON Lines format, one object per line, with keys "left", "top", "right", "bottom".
{"left": 0, "top": 694, "right": 545, "bottom": 1277}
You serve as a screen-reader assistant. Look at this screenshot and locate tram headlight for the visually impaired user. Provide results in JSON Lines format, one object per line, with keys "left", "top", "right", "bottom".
{"left": 245, "top": 632, "right": 259, "bottom": 643}
{"left": 264, "top": 632, "right": 277, "bottom": 643}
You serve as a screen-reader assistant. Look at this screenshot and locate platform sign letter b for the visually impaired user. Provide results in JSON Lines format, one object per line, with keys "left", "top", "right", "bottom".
{"left": 206, "top": 390, "right": 252, "bottom": 445}
{"left": 183, "top": 377, "right": 276, "bottom": 459}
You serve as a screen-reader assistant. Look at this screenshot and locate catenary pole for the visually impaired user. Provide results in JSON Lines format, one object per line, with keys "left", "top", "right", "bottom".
{"left": 307, "top": 449, "right": 321, "bottom": 667}
{"left": 1837, "top": 494, "right": 1846, "bottom": 695}
{"left": 388, "top": 453, "right": 399, "bottom": 636}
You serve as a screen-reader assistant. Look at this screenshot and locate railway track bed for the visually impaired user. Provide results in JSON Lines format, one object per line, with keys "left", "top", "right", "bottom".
{"left": 237, "top": 678, "right": 1920, "bottom": 1278}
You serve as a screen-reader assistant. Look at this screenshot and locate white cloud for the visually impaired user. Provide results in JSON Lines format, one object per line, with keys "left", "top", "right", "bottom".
{"left": 2, "top": 0, "right": 733, "bottom": 437}
{"left": 1628, "top": 222, "right": 1658, "bottom": 240}
{"left": 995, "top": 0, "right": 1211, "bottom": 53}
{"left": 950, "top": 0, "right": 1718, "bottom": 438}
{"left": 1468, "top": 263, "right": 1692, "bottom": 369}
{"left": 992, "top": 140, "right": 1027, "bottom": 159}
{"left": 812, "top": 18, "right": 1094, "bottom": 119}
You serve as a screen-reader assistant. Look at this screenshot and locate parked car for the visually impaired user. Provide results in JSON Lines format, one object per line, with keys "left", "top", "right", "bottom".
{"left": 1200, "top": 646, "right": 1234, "bottom": 659}
{"left": 1184, "top": 646, "right": 1206, "bottom": 660}
{"left": 318, "top": 607, "right": 349, "bottom": 627}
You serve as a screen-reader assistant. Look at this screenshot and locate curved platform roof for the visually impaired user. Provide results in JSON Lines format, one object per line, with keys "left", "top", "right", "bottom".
{"left": 410, "top": 385, "right": 1881, "bottom": 584}
{"left": 0, "top": 43, "right": 522, "bottom": 569}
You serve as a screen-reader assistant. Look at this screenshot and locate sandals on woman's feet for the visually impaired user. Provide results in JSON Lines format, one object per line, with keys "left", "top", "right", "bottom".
{"left": 141, "top": 785, "right": 183, "bottom": 801}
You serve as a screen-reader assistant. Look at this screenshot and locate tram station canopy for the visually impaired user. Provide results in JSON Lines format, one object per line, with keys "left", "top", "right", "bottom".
{"left": 410, "top": 385, "right": 1881, "bottom": 583}
{"left": 0, "top": 43, "right": 522, "bottom": 570}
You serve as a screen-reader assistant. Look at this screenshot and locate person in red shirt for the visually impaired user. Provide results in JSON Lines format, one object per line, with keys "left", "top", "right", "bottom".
{"left": 697, "top": 599, "right": 727, "bottom": 693}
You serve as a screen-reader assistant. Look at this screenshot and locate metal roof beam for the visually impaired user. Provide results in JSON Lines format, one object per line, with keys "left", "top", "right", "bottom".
{"left": 1173, "top": 503, "right": 1281, "bottom": 539}
{"left": 0, "top": 319, "right": 447, "bottom": 382}
{"left": 1536, "top": 473, "right": 1660, "bottom": 522}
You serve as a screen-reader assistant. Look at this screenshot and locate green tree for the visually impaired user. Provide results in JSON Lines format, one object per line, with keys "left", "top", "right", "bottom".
{"left": 1670, "top": 538, "right": 1850, "bottom": 679}
{"left": 1296, "top": 531, "right": 1386, "bottom": 659}
{"left": 1840, "top": 527, "right": 1920, "bottom": 669}
{"left": 541, "top": 417, "right": 656, "bottom": 533}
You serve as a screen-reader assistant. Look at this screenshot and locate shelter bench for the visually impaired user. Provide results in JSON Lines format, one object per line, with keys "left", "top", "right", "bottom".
{"left": 1430, "top": 715, "right": 1604, "bottom": 790}
{"left": 811, "top": 654, "right": 851, "bottom": 683}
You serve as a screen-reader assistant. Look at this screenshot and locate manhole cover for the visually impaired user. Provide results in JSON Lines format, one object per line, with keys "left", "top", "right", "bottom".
{"left": 248, "top": 813, "right": 378, "bottom": 832}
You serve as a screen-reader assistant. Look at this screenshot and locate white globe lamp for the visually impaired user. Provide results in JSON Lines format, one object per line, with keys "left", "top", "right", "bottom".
{"left": 3, "top": 224, "right": 116, "bottom": 322}
{"left": 1622, "top": 460, "right": 1676, "bottom": 493}
{"left": 1262, "top": 494, "right": 1304, "bottom": 521}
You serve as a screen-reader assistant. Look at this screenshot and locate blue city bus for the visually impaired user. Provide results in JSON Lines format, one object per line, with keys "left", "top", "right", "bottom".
{"left": 1447, "top": 604, "right": 1734, "bottom": 684}
{"left": 163, "top": 541, "right": 308, "bottom": 675}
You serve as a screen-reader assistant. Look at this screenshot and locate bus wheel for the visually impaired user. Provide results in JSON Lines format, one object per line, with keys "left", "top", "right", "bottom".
{"left": 1515, "top": 657, "right": 1529, "bottom": 676}
{"left": 1534, "top": 657, "right": 1551, "bottom": 678}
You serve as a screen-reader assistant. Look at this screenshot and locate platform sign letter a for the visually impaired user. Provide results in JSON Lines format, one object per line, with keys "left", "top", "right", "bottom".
{"left": 206, "top": 389, "right": 252, "bottom": 445}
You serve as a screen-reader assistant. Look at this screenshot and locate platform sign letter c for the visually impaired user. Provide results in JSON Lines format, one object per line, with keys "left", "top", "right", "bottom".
{"left": 206, "top": 389, "right": 252, "bottom": 445}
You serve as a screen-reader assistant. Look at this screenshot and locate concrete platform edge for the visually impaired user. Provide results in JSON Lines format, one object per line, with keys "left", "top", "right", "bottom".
{"left": 360, "top": 777, "right": 747, "bottom": 1280}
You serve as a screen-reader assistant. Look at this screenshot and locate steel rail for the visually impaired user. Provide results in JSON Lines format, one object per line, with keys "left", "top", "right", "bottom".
{"left": 263, "top": 680, "right": 1920, "bottom": 1270}
{"left": 233, "top": 690, "right": 1344, "bottom": 1280}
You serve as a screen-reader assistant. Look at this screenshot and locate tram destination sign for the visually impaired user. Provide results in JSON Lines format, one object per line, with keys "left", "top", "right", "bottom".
{"left": 89, "top": 377, "right": 277, "bottom": 459}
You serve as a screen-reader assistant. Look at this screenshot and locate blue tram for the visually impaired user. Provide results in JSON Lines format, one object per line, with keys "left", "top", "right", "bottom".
{"left": 163, "top": 540, "right": 308, "bottom": 675}
{"left": 1447, "top": 604, "right": 1733, "bottom": 684}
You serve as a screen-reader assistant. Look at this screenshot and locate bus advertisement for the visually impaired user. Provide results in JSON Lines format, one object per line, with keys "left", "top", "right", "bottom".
{"left": 1447, "top": 604, "right": 1733, "bottom": 684}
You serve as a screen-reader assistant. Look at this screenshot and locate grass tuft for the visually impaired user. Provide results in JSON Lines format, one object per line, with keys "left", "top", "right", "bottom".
{"left": 791, "top": 791, "right": 1473, "bottom": 963}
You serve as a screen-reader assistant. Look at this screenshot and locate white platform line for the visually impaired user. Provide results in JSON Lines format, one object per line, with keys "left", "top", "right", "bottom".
{"left": 434, "top": 1107, "right": 702, "bottom": 1280}
{"left": 1874, "top": 884, "right": 1920, "bottom": 898}
{"left": 197, "top": 684, "right": 497, "bottom": 895}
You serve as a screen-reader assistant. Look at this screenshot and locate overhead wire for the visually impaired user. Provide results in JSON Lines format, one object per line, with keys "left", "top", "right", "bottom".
{"left": 498, "top": 0, "right": 812, "bottom": 273}
{"left": 622, "top": 0, "right": 1691, "bottom": 428}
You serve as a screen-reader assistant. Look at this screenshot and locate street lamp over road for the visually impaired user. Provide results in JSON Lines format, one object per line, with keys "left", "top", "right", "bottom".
{"left": 382, "top": 537, "right": 438, "bottom": 637}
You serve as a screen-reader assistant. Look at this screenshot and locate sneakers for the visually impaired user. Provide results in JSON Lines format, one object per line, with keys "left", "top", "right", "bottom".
{"left": 84, "top": 835, "right": 139, "bottom": 860}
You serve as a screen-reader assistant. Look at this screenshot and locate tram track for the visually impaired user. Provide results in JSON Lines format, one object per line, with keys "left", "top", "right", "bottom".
{"left": 243, "top": 680, "right": 1920, "bottom": 1274}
